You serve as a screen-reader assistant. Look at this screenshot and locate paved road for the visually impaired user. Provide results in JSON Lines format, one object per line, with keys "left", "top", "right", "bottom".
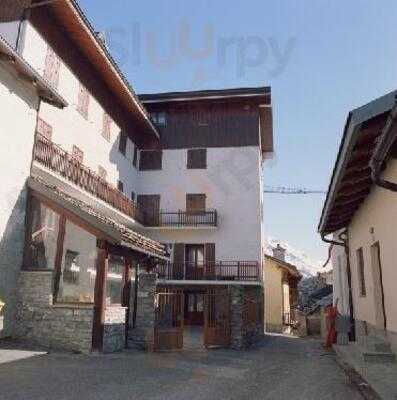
{"left": 0, "top": 335, "right": 363, "bottom": 400}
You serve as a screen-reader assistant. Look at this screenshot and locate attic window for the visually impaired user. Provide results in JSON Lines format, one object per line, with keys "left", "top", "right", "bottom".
{"left": 151, "top": 111, "right": 166, "bottom": 126}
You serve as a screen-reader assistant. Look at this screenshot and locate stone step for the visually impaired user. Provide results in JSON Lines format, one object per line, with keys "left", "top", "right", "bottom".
{"left": 363, "top": 351, "right": 396, "bottom": 364}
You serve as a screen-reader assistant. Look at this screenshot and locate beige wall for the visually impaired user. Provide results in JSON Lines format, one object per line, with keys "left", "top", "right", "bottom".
{"left": 348, "top": 158, "right": 397, "bottom": 334}
{"left": 264, "top": 258, "right": 283, "bottom": 331}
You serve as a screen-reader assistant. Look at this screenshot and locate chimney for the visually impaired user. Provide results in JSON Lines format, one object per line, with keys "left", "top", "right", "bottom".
{"left": 272, "top": 244, "right": 286, "bottom": 261}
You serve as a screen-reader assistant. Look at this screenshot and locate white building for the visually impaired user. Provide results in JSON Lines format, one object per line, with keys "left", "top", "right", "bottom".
{"left": 0, "top": 1, "right": 273, "bottom": 352}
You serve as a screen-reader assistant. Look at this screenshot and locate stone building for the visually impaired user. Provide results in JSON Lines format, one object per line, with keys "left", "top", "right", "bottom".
{"left": 0, "top": 1, "right": 273, "bottom": 352}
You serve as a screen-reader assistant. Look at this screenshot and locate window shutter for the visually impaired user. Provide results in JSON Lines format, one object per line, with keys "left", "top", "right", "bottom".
{"left": 117, "top": 180, "right": 124, "bottom": 193}
{"left": 133, "top": 146, "right": 138, "bottom": 167}
{"left": 173, "top": 243, "right": 185, "bottom": 265}
{"left": 102, "top": 113, "right": 112, "bottom": 141}
{"left": 186, "top": 194, "right": 206, "bottom": 212}
{"left": 36, "top": 118, "right": 53, "bottom": 140}
{"left": 119, "top": 132, "right": 127, "bottom": 155}
{"left": 187, "top": 149, "right": 206, "bottom": 169}
{"left": 139, "top": 150, "right": 162, "bottom": 170}
{"left": 77, "top": 83, "right": 90, "bottom": 119}
{"left": 43, "top": 46, "right": 61, "bottom": 88}
{"left": 205, "top": 243, "right": 215, "bottom": 264}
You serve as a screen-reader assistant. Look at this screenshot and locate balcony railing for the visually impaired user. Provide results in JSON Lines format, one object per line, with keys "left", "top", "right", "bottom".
{"left": 33, "top": 134, "right": 143, "bottom": 222}
{"left": 143, "top": 210, "right": 217, "bottom": 227}
{"left": 155, "top": 261, "right": 259, "bottom": 281}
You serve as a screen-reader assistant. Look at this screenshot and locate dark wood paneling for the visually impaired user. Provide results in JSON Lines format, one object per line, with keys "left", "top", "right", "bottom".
{"left": 186, "top": 194, "right": 206, "bottom": 212}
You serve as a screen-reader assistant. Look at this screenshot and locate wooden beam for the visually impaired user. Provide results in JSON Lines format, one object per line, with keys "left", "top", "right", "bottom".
{"left": 336, "top": 180, "right": 372, "bottom": 197}
{"left": 333, "top": 190, "right": 370, "bottom": 207}
{"left": 341, "top": 167, "right": 370, "bottom": 183}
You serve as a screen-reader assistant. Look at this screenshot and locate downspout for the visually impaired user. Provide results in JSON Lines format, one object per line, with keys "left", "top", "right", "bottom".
{"left": 370, "top": 101, "right": 397, "bottom": 192}
{"left": 321, "top": 230, "right": 355, "bottom": 341}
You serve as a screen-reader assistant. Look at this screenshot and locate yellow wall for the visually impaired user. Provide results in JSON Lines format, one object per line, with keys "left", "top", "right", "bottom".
{"left": 348, "top": 159, "right": 397, "bottom": 333}
{"left": 264, "top": 258, "right": 284, "bottom": 331}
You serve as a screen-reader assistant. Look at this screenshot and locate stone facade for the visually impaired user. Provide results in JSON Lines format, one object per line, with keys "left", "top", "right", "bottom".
{"left": 128, "top": 273, "right": 156, "bottom": 351}
{"left": 14, "top": 271, "right": 94, "bottom": 353}
{"left": 103, "top": 306, "right": 127, "bottom": 353}
{"left": 230, "top": 285, "right": 264, "bottom": 349}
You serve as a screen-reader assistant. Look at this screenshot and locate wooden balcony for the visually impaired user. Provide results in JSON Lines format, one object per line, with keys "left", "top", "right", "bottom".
{"left": 143, "top": 210, "right": 217, "bottom": 228}
{"left": 155, "top": 261, "right": 260, "bottom": 281}
{"left": 33, "top": 134, "right": 143, "bottom": 223}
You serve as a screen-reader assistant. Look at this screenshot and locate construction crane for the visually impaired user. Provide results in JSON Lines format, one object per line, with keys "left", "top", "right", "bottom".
{"left": 263, "top": 186, "right": 326, "bottom": 194}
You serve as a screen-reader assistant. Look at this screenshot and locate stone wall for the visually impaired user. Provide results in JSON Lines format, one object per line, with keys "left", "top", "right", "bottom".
{"left": 14, "top": 271, "right": 94, "bottom": 353}
{"left": 103, "top": 306, "right": 126, "bottom": 353}
{"left": 128, "top": 273, "right": 156, "bottom": 351}
{"left": 230, "top": 285, "right": 264, "bottom": 349}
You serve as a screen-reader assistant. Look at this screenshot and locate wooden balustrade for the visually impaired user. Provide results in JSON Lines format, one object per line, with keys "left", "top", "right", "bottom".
{"left": 155, "top": 261, "right": 259, "bottom": 281}
{"left": 153, "top": 210, "right": 217, "bottom": 227}
{"left": 33, "top": 134, "right": 143, "bottom": 222}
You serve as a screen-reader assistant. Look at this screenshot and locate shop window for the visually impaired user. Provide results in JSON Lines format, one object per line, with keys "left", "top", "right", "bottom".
{"left": 56, "top": 220, "right": 97, "bottom": 303}
{"left": 106, "top": 255, "right": 124, "bottom": 306}
{"left": 25, "top": 197, "right": 60, "bottom": 270}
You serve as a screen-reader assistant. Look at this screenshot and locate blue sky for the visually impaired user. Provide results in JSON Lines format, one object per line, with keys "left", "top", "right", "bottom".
{"left": 79, "top": 0, "right": 397, "bottom": 262}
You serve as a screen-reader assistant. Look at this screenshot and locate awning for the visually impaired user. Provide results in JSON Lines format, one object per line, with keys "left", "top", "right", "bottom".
{"left": 28, "top": 176, "right": 169, "bottom": 261}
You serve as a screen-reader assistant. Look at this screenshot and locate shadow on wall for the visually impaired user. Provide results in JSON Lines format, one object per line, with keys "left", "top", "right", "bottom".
{"left": 0, "top": 185, "right": 28, "bottom": 339}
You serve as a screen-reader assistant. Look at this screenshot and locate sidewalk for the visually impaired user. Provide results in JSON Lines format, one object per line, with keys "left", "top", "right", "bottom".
{"left": 334, "top": 343, "right": 397, "bottom": 400}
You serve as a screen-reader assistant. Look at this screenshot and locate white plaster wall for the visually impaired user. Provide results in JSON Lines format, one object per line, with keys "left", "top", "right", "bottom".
{"left": 348, "top": 159, "right": 397, "bottom": 333}
{"left": 137, "top": 146, "right": 263, "bottom": 263}
{"left": 22, "top": 22, "right": 140, "bottom": 198}
{"left": 0, "top": 61, "right": 39, "bottom": 337}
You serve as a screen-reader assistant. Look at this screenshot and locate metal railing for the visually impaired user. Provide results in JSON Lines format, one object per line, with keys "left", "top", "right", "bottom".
{"left": 155, "top": 261, "right": 259, "bottom": 281}
{"left": 143, "top": 210, "right": 217, "bottom": 227}
{"left": 33, "top": 134, "right": 143, "bottom": 222}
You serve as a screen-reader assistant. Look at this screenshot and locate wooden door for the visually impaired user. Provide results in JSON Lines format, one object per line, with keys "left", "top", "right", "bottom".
{"left": 204, "top": 289, "right": 230, "bottom": 348}
{"left": 154, "top": 290, "right": 184, "bottom": 351}
{"left": 137, "top": 194, "right": 160, "bottom": 226}
{"left": 185, "top": 244, "right": 204, "bottom": 279}
{"left": 186, "top": 194, "right": 206, "bottom": 225}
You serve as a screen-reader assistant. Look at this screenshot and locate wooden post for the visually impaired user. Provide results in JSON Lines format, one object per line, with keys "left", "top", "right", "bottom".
{"left": 53, "top": 215, "right": 66, "bottom": 301}
{"left": 92, "top": 240, "right": 108, "bottom": 352}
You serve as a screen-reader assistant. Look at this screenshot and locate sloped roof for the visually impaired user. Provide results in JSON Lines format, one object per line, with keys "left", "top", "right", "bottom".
{"left": 28, "top": 177, "right": 168, "bottom": 260}
{"left": 264, "top": 254, "right": 302, "bottom": 279}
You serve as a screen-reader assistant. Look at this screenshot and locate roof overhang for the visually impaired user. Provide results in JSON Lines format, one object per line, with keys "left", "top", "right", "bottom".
{"left": 319, "top": 90, "right": 397, "bottom": 234}
{"left": 30, "top": 0, "right": 159, "bottom": 141}
{"left": 264, "top": 254, "right": 302, "bottom": 279}
{"left": 0, "top": 34, "right": 67, "bottom": 108}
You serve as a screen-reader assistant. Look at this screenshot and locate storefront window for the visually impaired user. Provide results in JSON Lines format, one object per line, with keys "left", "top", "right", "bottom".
{"left": 106, "top": 255, "right": 124, "bottom": 306}
{"left": 28, "top": 197, "right": 59, "bottom": 270}
{"left": 57, "top": 220, "right": 97, "bottom": 303}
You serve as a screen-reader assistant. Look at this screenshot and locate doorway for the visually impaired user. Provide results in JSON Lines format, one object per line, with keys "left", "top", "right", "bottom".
{"left": 370, "top": 242, "right": 387, "bottom": 331}
{"left": 185, "top": 244, "right": 205, "bottom": 279}
{"left": 183, "top": 291, "right": 205, "bottom": 350}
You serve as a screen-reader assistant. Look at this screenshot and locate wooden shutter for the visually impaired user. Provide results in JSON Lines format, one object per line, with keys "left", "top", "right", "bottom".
{"left": 139, "top": 150, "right": 162, "bottom": 170}
{"left": 117, "top": 180, "right": 124, "bottom": 193}
{"left": 186, "top": 194, "right": 206, "bottom": 212}
{"left": 187, "top": 149, "right": 207, "bottom": 169}
{"left": 43, "top": 46, "right": 61, "bottom": 88}
{"left": 36, "top": 117, "right": 53, "bottom": 140}
{"left": 173, "top": 243, "right": 185, "bottom": 264}
{"left": 77, "top": 83, "right": 90, "bottom": 119}
{"left": 205, "top": 243, "right": 215, "bottom": 263}
{"left": 133, "top": 146, "right": 138, "bottom": 167}
{"left": 137, "top": 194, "right": 160, "bottom": 226}
{"left": 102, "top": 113, "right": 112, "bottom": 141}
{"left": 119, "top": 132, "right": 127, "bottom": 155}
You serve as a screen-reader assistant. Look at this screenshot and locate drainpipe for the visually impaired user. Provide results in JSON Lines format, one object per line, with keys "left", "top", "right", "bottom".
{"left": 370, "top": 101, "right": 397, "bottom": 192}
{"left": 321, "top": 230, "right": 355, "bottom": 341}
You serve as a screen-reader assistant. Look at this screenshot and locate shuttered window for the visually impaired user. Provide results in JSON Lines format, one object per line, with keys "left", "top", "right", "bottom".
{"left": 77, "top": 82, "right": 90, "bottom": 119}
{"left": 36, "top": 117, "right": 53, "bottom": 140}
{"left": 102, "top": 112, "right": 112, "bottom": 141}
{"left": 119, "top": 132, "right": 127, "bottom": 155}
{"left": 187, "top": 148, "right": 207, "bottom": 169}
{"left": 117, "top": 180, "right": 124, "bottom": 193}
{"left": 357, "top": 248, "right": 366, "bottom": 297}
{"left": 43, "top": 45, "right": 61, "bottom": 88}
{"left": 186, "top": 194, "right": 206, "bottom": 212}
{"left": 132, "top": 145, "right": 138, "bottom": 168}
{"left": 72, "top": 145, "right": 84, "bottom": 163}
{"left": 139, "top": 150, "right": 162, "bottom": 171}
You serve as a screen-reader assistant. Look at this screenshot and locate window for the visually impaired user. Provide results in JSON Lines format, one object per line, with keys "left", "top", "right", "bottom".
{"left": 72, "top": 145, "right": 84, "bottom": 163}
{"left": 117, "top": 180, "right": 124, "bottom": 193}
{"left": 150, "top": 111, "right": 166, "bottom": 126}
{"left": 106, "top": 255, "right": 124, "bottom": 306}
{"left": 98, "top": 166, "right": 107, "bottom": 180}
{"left": 57, "top": 220, "right": 97, "bottom": 303}
{"left": 187, "top": 148, "right": 207, "bottom": 169}
{"left": 77, "top": 82, "right": 90, "bottom": 119}
{"left": 186, "top": 194, "right": 206, "bottom": 212}
{"left": 118, "top": 132, "right": 127, "bottom": 156}
{"left": 36, "top": 117, "right": 53, "bottom": 140}
{"left": 102, "top": 112, "right": 112, "bottom": 141}
{"left": 132, "top": 145, "right": 138, "bottom": 168}
{"left": 139, "top": 150, "right": 162, "bottom": 170}
{"left": 131, "top": 191, "right": 135, "bottom": 201}
{"left": 24, "top": 197, "right": 60, "bottom": 270}
{"left": 357, "top": 247, "right": 366, "bottom": 297}
{"left": 43, "top": 45, "right": 61, "bottom": 88}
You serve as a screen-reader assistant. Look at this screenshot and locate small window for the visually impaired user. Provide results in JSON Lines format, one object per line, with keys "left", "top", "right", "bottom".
{"left": 36, "top": 117, "right": 53, "bottom": 140}
{"left": 150, "top": 111, "right": 166, "bottom": 126}
{"left": 139, "top": 150, "right": 162, "bottom": 171}
{"left": 101, "top": 112, "right": 112, "bottom": 141}
{"left": 132, "top": 145, "right": 138, "bottom": 168}
{"left": 98, "top": 166, "right": 107, "bottom": 180}
{"left": 117, "top": 180, "right": 124, "bottom": 193}
{"left": 357, "top": 248, "right": 366, "bottom": 297}
{"left": 72, "top": 145, "right": 84, "bottom": 163}
{"left": 186, "top": 194, "right": 206, "bottom": 212}
{"left": 118, "top": 132, "right": 127, "bottom": 155}
{"left": 187, "top": 148, "right": 207, "bottom": 169}
{"left": 131, "top": 191, "right": 135, "bottom": 201}
{"left": 43, "top": 45, "right": 61, "bottom": 88}
{"left": 77, "top": 82, "right": 90, "bottom": 119}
